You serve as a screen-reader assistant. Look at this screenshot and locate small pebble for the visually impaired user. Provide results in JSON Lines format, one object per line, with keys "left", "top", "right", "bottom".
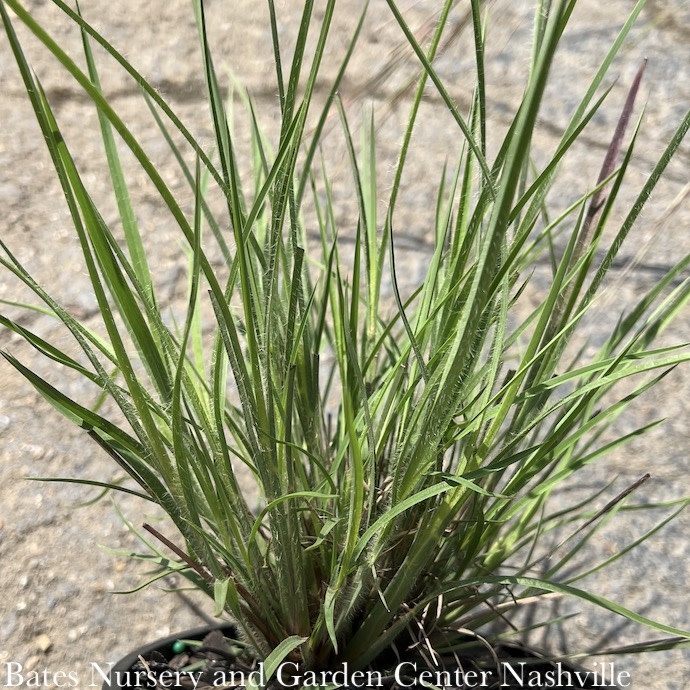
{"left": 34, "top": 633, "right": 52, "bottom": 652}
{"left": 24, "top": 655, "right": 40, "bottom": 672}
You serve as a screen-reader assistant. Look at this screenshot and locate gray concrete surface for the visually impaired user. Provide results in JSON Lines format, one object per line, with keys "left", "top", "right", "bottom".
{"left": 1, "top": 0, "right": 689, "bottom": 688}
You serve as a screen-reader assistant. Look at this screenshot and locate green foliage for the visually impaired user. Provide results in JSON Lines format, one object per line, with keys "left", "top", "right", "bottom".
{"left": 2, "top": 0, "right": 690, "bottom": 677}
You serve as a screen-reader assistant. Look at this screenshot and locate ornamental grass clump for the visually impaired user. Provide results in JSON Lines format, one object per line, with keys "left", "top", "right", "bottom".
{"left": 2, "top": 0, "right": 690, "bottom": 682}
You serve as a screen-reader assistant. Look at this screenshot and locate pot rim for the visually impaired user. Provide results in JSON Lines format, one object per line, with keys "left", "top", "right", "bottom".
{"left": 102, "top": 621, "right": 236, "bottom": 690}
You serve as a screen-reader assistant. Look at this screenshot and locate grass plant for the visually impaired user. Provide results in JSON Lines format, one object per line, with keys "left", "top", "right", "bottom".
{"left": 2, "top": 0, "right": 690, "bottom": 681}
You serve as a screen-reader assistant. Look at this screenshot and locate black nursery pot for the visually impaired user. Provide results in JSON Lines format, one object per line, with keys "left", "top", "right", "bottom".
{"left": 102, "top": 623, "right": 619, "bottom": 690}
{"left": 102, "top": 622, "right": 237, "bottom": 690}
